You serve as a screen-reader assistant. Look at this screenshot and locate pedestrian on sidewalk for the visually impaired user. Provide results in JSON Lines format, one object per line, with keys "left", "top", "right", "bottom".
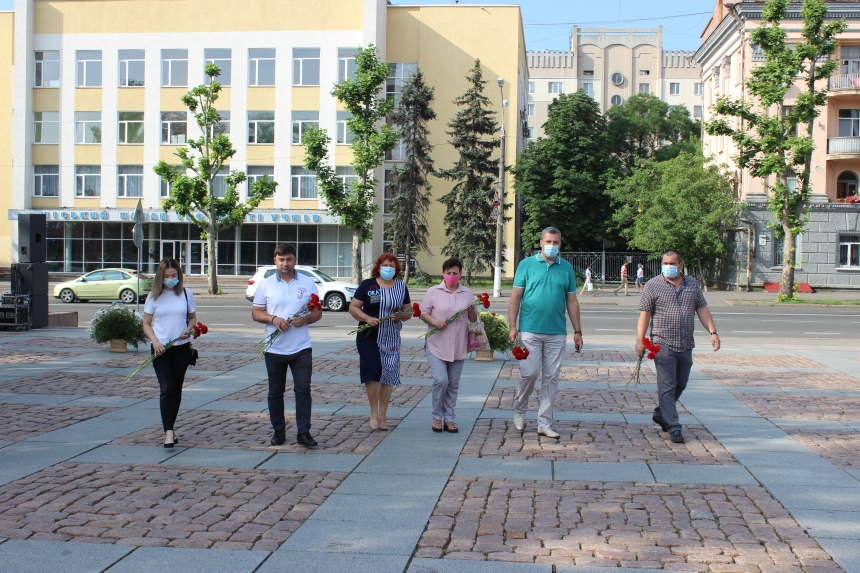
{"left": 613, "top": 260, "right": 629, "bottom": 296}
{"left": 637, "top": 250, "right": 720, "bottom": 444}
{"left": 508, "top": 227, "right": 583, "bottom": 439}
{"left": 349, "top": 253, "right": 413, "bottom": 431}
{"left": 252, "top": 243, "right": 323, "bottom": 448}
{"left": 142, "top": 258, "right": 197, "bottom": 448}
{"left": 579, "top": 264, "right": 597, "bottom": 297}
{"left": 635, "top": 263, "right": 645, "bottom": 293}
{"left": 419, "top": 258, "right": 478, "bottom": 433}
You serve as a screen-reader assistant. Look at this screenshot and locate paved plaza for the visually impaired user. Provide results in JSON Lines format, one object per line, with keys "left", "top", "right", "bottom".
{"left": 0, "top": 327, "right": 859, "bottom": 573}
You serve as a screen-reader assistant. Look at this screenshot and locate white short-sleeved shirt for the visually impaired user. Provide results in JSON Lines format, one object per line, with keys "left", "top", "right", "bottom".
{"left": 144, "top": 288, "right": 195, "bottom": 346}
{"left": 585, "top": 268, "right": 592, "bottom": 281}
{"left": 253, "top": 271, "right": 319, "bottom": 355}
{"left": 637, "top": 267, "right": 644, "bottom": 279}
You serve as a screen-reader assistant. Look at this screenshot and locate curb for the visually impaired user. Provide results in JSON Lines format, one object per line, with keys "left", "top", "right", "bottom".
{"left": 725, "top": 300, "right": 860, "bottom": 308}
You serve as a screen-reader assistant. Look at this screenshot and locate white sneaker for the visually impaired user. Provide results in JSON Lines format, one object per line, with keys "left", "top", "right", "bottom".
{"left": 538, "top": 426, "right": 560, "bottom": 439}
{"left": 513, "top": 412, "right": 525, "bottom": 431}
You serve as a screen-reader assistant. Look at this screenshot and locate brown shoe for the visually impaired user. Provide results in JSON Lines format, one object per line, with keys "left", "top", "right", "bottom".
{"left": 432, "top": 419, "right": 443, "bottom": 432}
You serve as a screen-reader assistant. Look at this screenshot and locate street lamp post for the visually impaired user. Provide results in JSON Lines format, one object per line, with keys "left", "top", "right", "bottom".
{"left": 493, "top": 77, "right": 507, "bottom": 298}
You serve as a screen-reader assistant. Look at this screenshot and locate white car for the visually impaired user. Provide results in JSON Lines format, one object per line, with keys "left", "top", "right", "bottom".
{"left": 245, "top": 265, "right": 358, "bottom": 311}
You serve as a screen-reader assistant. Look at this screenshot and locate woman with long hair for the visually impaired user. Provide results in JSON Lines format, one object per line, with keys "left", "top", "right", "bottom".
{"left": 348, "top": 253, "right": 412, "bottom": 430}
{"left": 142, "top": 259, "right": 197, "bottom": 448}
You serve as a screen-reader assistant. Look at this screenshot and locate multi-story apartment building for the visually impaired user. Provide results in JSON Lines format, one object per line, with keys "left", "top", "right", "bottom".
{"left": 695, "top": 0, "right": 860, "bottom": 288}
{"left": 0, "top": 0, "right": 527, "bottom": 279}
{"left": 526, "top": 27, "right": 702, "bottom": 139}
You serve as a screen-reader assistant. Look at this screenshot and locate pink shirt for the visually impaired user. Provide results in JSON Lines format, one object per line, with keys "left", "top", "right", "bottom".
{"left": 420, "top": 282, "right": 475, "bottom": 362}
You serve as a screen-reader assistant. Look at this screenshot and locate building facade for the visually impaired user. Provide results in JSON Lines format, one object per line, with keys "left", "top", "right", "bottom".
{"left": 695, "top": 0, "right": 860, "bottom": 288}
{"left": 526, "top": 27, "right": 702, "bottom": 139}
{"left": 1, "top": 0, "right": 527, "bottom": 279}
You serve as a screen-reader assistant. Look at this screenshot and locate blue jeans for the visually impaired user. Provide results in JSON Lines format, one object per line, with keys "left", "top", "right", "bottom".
{"left": 653, "top": 348, "right": 693, "bottom": 433}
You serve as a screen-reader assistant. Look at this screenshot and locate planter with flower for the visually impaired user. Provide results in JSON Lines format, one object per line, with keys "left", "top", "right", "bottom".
{"left": 474, "top": 311, "right": 516, "bottom": 361}
{"left": 88, "top": 304, "right": 147, "bottom": 352}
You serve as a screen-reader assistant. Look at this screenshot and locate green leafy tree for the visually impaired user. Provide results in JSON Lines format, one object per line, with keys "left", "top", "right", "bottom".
{"left": 607, "top": 93, "right": 699, "bottom": 174}
{"left": 436, "top": 59, "right": 500, "bottom": 285}
{"left": 387, "top": 69, "right": 436, "bottom": 283}
{"left": 511, "top": 90, "right": 612, "bottom": 251}
{"left": 705, "top": 0, "right": 845, "bottom": 300}
{"left": 154, "top": 63, "right": 276, "bottom": 294}
{"left": 608, "top": 152, "right": 742, "bottom": 283}
{"left": 303, "top": 45, "right": 400, "bottom": 284}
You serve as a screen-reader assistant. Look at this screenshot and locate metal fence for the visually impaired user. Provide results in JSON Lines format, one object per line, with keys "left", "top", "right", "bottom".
{"left": 556, "top": 251, "right": 661, "bottom": 283}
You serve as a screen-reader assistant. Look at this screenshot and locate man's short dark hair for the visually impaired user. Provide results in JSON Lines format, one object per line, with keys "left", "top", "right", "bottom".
{"left": 274, "top": 243, "right": 297, "bottom": 258}
{"left": 442, "top": 258, "right": 463, "bottom": 273}
{"left": 662, "top": 250, "right": 683, "bottom": 263}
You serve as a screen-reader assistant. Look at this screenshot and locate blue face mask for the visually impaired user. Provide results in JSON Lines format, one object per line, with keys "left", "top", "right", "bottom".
{"left": 163, "top": 277, "right": 179, "bottom": 289}
{"left": 661, "top": 265, "right": 679, "bottom": 279}
{"left": 379, "top": 267, "right": 396, "bottom": 281}
{"left": 543, "top": 245, "right": 559, "bottom": 259}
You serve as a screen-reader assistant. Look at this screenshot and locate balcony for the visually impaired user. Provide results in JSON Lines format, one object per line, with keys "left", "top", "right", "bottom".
{"left": 827, "top": 137, "right": 860, "bottom": 158}
{"left": 829, "top": 74, "right": 860, "bottom": 95}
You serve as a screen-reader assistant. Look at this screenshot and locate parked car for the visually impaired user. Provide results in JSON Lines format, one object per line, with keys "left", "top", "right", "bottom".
{"left": 53, "top": 268, "right": 153, "bottom": 303}
{"left": 245, "top": 265, "right": 358, "bottom": 311}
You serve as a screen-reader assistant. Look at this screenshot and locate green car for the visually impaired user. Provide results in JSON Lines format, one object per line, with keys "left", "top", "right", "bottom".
{"left": 53, "top": 268, "right": 154, "bottom": 304}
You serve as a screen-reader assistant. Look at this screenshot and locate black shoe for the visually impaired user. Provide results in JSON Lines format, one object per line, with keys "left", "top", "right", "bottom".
{"left": 670, "top": 430, "right": 685, "bottom": 444}
{"left": 270, "top": 430, "right": 286, "bottom": 446}
{"left": 297, "top": 432, "right": 318, "bottom": 448}
{"left": 652, "top": 415, "right": 669, "bottom": 432}
{"left": 163, "top": 430, "right": 175, "bottom": 449}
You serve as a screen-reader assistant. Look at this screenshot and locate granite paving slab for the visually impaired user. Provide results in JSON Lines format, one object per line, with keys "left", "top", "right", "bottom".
{"left": 277, "top": 518, "right": 423, "bottom": 554}
{"left": 259, "top": 551, "right": 409, "bottom": 573}
{"left": 0, "top": 539, "right": 133, "bottom": 573}
{"left": 258, "top": 452, "right": 364, "bottom": 472}
{"left": 817, "top": 538, "right": 860, "bottom": 573}
{"left": 104, "top": 547, "right": 268, "bottom": 573}
{"left": 553, "top": 460, "right": 653, "bottom": 482}
{"left": 790, "top": 509, "right": 860, "bottom": 539}
{"left": 453, "top": 457, "right": 552, "bottom": 480}
{"left": 161, "top": 447, "right": 274, "bottom": 468}
{"left": 408, "top": 560, "right": 552, "bottom": 573}
{"left": 649, "top": 462, "right": 757, "bottom": 485}
{"left": 749, "top": 464, "right": 860, "bottom": 487}
{"left": 0, "top": 441, "right": 95, "bottom": 486}
{"left": 309, "top": 493, "right": 437, "bottom": 524}
{"left": 334, "top": 472, "right": 448, "bottom": 497}
{"left": 70, "top": 444, "right": 186, "bottom": 465}
{"left": 764, "top": 484, "right": 860, "bottom": 512}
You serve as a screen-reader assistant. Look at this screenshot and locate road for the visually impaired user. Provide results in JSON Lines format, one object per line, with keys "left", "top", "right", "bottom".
{"left": 52, "top": 295, "right": 860, "bottom": 344}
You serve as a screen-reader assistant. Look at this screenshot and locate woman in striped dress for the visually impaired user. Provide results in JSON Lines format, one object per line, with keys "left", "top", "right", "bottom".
{"left": 348, "top": 253, "right": 413, "bottom": 430}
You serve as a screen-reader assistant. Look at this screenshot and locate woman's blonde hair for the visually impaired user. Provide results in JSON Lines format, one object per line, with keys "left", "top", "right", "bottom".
{"left": 150, "top": 258, "right": 184, "bottom": 300}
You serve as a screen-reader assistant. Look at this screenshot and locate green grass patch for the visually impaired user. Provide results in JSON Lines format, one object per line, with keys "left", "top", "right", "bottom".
{"left": 777, "top": 298, "right": 860, "bottom": 305}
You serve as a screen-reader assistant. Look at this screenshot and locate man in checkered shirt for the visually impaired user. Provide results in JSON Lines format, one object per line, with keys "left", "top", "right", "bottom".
{"left": 637, "top": 250, "right": 720, "bottom": 444}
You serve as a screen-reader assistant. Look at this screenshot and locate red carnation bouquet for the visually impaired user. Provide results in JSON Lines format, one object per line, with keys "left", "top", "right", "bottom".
{"left": 125, "top": 321, "right": 209, "bottom": 382}
{"left": 626, "top": 337, "right": 660, "bottom": 386}
{"left": 510, "top": 340, "right": 530, "bottom": 361}
{"left": 256, "top": 293, "right": 323, "bottom": 359}
{"left": 348, "top": 303, "right": 421, "bottom": 337}
{"left": 421, "top": 293, "right": 491, "bottom": 339}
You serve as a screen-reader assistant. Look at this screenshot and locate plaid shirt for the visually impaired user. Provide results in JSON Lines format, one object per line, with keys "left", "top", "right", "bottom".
{"left": 639, "top": 275, "right": 708, "bottom": 352}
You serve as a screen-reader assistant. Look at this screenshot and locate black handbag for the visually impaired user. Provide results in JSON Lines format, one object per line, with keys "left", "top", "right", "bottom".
{"left": 184, "top": 288, "right": 198, "bottom": 366}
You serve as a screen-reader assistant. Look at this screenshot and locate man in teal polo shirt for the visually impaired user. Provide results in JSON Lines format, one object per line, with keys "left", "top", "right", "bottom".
{"left": 508, "top": 227, "right": 583, "bottom": 438}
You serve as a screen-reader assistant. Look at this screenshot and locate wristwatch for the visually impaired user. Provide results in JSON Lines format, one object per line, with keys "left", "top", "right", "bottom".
{"left": 710, "top": 331, "right": 718, "bottom": 335}
{"left": 574, "top": 331, "right": 582, "bottom": 335}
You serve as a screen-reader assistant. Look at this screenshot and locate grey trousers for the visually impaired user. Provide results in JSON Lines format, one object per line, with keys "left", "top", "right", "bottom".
{"left": 653, "top": 347, "right": 693, "bottom": 433}
{"left": 513, "top": 332, "right": 566, "bottom": 429}
{"left": 426, "top": 351, "right": 465, "bottom": 422}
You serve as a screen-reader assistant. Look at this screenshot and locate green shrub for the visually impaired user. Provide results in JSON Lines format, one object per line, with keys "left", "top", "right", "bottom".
{"left": 479, "top": 311, "right": 515, "bottom": 353}
{"left": 88, "top": 304, "right": 147, "bottom": 348}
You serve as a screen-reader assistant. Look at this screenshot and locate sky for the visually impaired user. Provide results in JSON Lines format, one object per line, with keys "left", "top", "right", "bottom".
{"left": 0, "top": 0, "right": 716, "bottom": 51}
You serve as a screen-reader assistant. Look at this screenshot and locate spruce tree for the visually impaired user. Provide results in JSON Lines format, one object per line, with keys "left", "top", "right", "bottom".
{"left": 387, "top": 69, "right": 436, "bottom": 283}
{"left": 436, "top": 59, "right": 500, "bottom": 285}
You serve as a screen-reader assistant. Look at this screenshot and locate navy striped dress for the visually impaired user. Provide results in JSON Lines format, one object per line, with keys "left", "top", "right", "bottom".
{"left": 354, "top": 278, "right": 410, "bottom": 386}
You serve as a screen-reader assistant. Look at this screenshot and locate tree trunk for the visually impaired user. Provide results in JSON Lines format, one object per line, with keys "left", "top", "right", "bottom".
{"left": 206, "top": 220, "right": 218, "bottom": 295}
{"left": 465, "top": 265, "right": 472, "bottom": 287}
{"left": 697, "top": 257, "right": 707, "bottom": 292}
{"left": 779, "top": 226, "right": 795, "bottom": 299}
{"left": 403, "top": 236, "right": 411, "bottom": 284}
{"left": 352, "top": 228, "right": 363, "bottom": 285}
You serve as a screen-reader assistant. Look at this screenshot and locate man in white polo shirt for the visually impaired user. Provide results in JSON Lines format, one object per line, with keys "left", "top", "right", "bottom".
{"left": 252, "top": 243, "right": 323, "bottom": 447}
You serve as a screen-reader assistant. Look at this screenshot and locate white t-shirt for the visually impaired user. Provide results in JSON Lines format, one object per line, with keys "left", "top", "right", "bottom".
{"left": 144, "top": 288, "right": 195, "bottom": 346}
{"left": 253, "top": 271, "right": 319, "bottom": 355}
{"left": 637, "top": 267, "right": 644, "bottom": 279}
{"left": 585, "top": 268, "right": 592, "bottom": 282}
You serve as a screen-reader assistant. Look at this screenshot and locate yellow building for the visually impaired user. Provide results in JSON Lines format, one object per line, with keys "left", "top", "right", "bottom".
{"left": 1, "top": 0, "right": 527, "bottom": 280}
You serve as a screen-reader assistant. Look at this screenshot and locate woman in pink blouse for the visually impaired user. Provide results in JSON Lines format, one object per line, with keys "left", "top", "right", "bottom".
{"left": 419, "top": 258, "right": 478, "bottom": 433}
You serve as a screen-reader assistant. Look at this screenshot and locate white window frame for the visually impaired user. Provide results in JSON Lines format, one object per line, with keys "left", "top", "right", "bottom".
{"left": 582, "top": 82, "right": 594, "bottom": 96}
{"left": 386, "top": 63, "right": 418, "bottom": 104}
{"left": 639, "top": 83, "right": 650, "bottom": 94}
{"left": 204, "top": 48, "right": 232, "bottom": 85}
{"left": 75, "top": 112, "right": 101, "bottom": 144}
{"left": 291, "top": 166, "right": 318, "bottom": 199}
{"left": 118, "top": 112, "right": 145, "bottom": 144}
{"left": 336, "top": 166, "right": 358, "bottom": 192}
{"left": 292, "top": 48, "right": 320, "bottom": 86}
{"left": 528, "top": 81, "right": 535, "bottom": 94}
{"left": 528, "top": 127, "right": 535, "bottom": 139}
{"left": 247, "top": 165, "right": 275, "bottom": 190}
{"left": 694, "top": 82, "right": 703, "bottom": 96}
{"left": 338, "top": 48, "right": 358, "bottom": 82}
{"left": 34, "top": 112, "right": 59, "bottom": 144}
{"left": 161, "top": 49, "right": 188, "bottom": 87}
{"left": 528, "top": 104, "right": 534, "bottom": 116}
{"left": 383, "top": 168, "right": 396, "bottom": 214}
{"left": 839, "top": 234, "right": 860, "bottom": 268}
{"left": 292, "top": 111, "right": 319, "bottom": 145}
{"left": 838, "top": 109, "right": 860, "bottom": 138}
{"left": 117, "top": 165, "right": 144, "bottom": 198}
{"left": 161, "top": 112, "right": 187, "bottom": 144}
{"left": 35, "top": 51, "right": 60, "bottom": 88}
{"left": 248, "top": 111, "right": 275, "bottom": 144}
{"left": 249, "top": 48, "right": 276, "bottom": 86}
{"left": 118, "top": 50, "right": 145, "bottom": 87}
{"left": 694, "top": 105, "right": 703, "bottom": 119}
{"left": 548, "top": 82, "right": 563, "bottom": 94}
{"left": 336, "top": 111, "right": 354, "bottom": 144}
{"left": 34, "top": 165, "right": 59, "bottom": 197}
{"left": 209, "top": 111, "right": 230, "bottom": 139}
{"left": 669, "top": 82, "right": 681, "bottom": 95}
{"left": 159, "top": 165, "right": 183, "bottom": 198}
{"left": 75, "top": 165, "right": 101, "bottom": 197}
{"left": 76, "top": 50, "right": 102, "bottom": 87}
{"left": 212, "top": 167, "right": 229, "bottom": 198}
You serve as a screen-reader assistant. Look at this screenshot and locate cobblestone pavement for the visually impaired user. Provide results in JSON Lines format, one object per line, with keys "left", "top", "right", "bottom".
{"left": 0, "top": 403, "right": 117, "bottom": 441}
{"left": 694, "top": 354, "right": 826, "bottom": 369}
{"left": 462, "top": 420, "right": 737, "bottom": 464}
{"left": 98, "top": 353, "right": 261, "bottom": 371}
{"left": 416, "top": 477, "right": 843, "bottom": 572}
{"left": 484, "top": 387, "right": 689, "bottom": 414}
{"left": 0, "top": 350, "right": 86, "bottom": 364}
{"left": 335, "top": 344, "right": 427, "bottom": 357}
{"left": 0, "top": 463, "right": 344, "bottom": 551}
{"left": 736, "top": 394, "right": 860, "bottom": 421}
{"left": 563, "top": 349, "right": 640, "bottom": 362}
{"left": 707, "top": 370, "right": 860, "bottom": 390}
{"left": 220, "top": 380, "right": 430, "bottom": 407}
{"left": 111, "top": 411, "right": 395, "bottom": 455}
{"left": 784, "top": 429, "right": 860, "bottom": 470}
{"left": 1, "top": 372, "right": 207, "bottom": 398}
